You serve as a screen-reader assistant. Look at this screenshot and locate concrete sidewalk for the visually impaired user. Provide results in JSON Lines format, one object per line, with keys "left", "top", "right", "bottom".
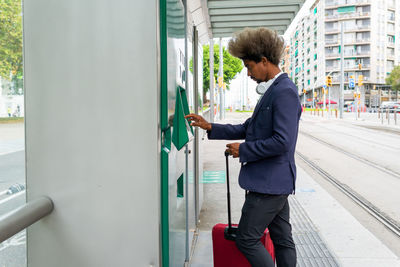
{"left": 189, "top": 112, "right": 400, "bottom": 267}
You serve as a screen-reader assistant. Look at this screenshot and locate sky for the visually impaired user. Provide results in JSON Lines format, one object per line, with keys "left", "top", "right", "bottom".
{"left": 214, "top": 0, "right": 317, "bottom": 109}
{"left": 283, "top": 0, "right": 315, "bottom": 42}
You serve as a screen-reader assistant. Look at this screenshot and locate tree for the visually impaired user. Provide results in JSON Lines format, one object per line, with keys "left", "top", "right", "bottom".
{"left": 386, "top": 65, "right": 400, "bottom": 101}
{"left": 191, "top": 44, "right": 243, "bottom": 103}
{"left": 0, "top": 0, "right": 23, "bottom": 85}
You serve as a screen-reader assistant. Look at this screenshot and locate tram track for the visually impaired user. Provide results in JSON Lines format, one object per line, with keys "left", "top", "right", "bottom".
{"left": 296, "top": 151, "right": 400, "bottom": 238}
{"left": 299, "top": 130, "right": 400, "bottom": 180}
{"left": 305, "top": 124, "right": 400, "bottom": 151}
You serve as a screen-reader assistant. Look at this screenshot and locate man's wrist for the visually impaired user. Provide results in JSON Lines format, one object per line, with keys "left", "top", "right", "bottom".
{"left": 206, "top": 123, "right": 212, "bottom": 131}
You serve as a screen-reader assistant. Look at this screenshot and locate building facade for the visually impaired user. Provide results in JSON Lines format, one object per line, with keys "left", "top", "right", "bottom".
{"left": 289, "top": 0, "right": 399, "bottom": 108}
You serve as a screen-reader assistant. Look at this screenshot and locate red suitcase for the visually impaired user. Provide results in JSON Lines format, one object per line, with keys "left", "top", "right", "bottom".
{"left": 212, "top": 152, "right": 275, "bottom": 267}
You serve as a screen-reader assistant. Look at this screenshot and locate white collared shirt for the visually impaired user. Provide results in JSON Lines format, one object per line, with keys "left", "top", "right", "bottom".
{"left": 256, "top": 71, "right": 284, "bottom": 96}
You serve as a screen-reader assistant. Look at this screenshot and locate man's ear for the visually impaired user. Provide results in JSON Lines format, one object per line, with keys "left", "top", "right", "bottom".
{"left": 261, "top": 57, "right": 269, "bottom": 66}
{"left": 261, "top": 56, "right": 269, "bottom": 66}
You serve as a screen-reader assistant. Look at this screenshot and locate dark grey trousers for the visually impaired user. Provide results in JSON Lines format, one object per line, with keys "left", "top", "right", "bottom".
{"left": 235, "top": 192, "right": 296, "bottom": 267}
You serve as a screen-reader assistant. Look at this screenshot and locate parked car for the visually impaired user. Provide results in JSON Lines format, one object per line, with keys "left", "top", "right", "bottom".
{"left": 380, "top": 101, "right": 397, "bottom": 109}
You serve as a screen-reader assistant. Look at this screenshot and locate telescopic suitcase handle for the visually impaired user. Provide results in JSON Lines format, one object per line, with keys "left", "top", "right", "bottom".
{"left": 224, "top": 151, "right": 237, "bottom": 241}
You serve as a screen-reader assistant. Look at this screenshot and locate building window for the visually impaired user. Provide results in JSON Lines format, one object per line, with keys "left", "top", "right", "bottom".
{"left": 388, "top": 11, "right": 395, "bottom": 21}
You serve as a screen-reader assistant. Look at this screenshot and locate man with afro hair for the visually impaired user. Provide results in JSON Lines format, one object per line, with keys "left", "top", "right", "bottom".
{"left": 186, "top": 27, "right": 301, "bottom": 267}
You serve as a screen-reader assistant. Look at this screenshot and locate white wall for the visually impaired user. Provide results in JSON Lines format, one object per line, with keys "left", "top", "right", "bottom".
{"left": 24, "top": 1, "right": 160, "bottom": 266}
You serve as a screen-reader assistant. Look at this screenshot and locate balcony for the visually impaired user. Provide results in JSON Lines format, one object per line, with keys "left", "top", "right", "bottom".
{"left": 331, "top": 75, "right": 370, "bottom": 83}
{"left": 325, "top": 39, "right": 339, "bottom": 45}
{"left": 325, "top": 51, "right": 370, "bottom": 58}
{"left": 325, "top": 26, "right": 370, "bottom": 34}
{"left": 325, "top": 38, "right": 370, "bottom": 46}
{"left": 326, "top": 64, "right": 370, "bottom": 71}
{"left": 354, "top": 38, "right": 370, "bottom": 43}
{"left": 325, "top": 0, "right": 370, "bottom": 8}
{"left": 355, "top": 25, "right": 370, "bottom": 30}
{"left": 325, "top": 11, "right": 370, "bottom": 21}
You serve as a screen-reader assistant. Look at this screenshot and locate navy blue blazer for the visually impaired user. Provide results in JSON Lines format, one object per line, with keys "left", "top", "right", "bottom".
{"left": 208, "top": 73, "right": 301, "bottom": 194}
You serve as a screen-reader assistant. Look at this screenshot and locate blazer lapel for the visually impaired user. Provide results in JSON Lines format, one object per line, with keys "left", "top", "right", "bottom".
{"left": 251, "top": 73, "right": 288, "bottom": 119}
{"left": 252, "top": 86, "right": 273, "bottom": 119}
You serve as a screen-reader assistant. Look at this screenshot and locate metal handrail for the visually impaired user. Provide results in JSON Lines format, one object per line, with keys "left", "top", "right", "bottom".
{"left": 0, "top": 196, "right": 53, "bottom": 243}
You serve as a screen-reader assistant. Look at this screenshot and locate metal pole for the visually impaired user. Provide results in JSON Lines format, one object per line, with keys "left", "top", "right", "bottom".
{"left": 340, "top": 21, "right": 344, "bottom": 119}
{"left": 219, "top": 38, "right": 224, "bottom": 120}
{"left": 312, "top": 87, "right": 315, "bottom": 109}
{"left": 246, "top": 75, "right": 248, "bottom": 110}
{"left": 241, "top": 70, "right": 245, "bottom": 111}
{"left": 183, "top": 3, "right": 190, "bottom": 262}
{"left": 355, "top": 86, "right": 358, "bottom": 120}
{"left": 184, "top": 144, "right": 189, "bottom": 262}
{"left": 209, "top": 39, "right": 214, "bottom": 122}
{"left": 193, "top": 26, "right": 200, "bottom": 226}
{"left": 328, "top": 86, "right": 331, "bottom": 117}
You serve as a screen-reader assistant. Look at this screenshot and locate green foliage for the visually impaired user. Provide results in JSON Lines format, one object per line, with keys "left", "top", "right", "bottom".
{"left": 191, "top": 44, "right": 243, "bottom": 102}
{"left": 386, "top": 65, "right": 400, "bottom": 91}
{"left": 0, "top": 0, "right": 23, "bottom": 80}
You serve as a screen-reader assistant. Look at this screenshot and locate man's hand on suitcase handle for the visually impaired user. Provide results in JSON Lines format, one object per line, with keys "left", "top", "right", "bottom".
{"left": 226, "top": 143, "right": 240, "bottom": 158}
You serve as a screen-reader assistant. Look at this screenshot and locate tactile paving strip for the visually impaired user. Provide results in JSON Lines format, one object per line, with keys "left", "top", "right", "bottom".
{"left": 289, "top": 196, "right": 341, "bottom": 267}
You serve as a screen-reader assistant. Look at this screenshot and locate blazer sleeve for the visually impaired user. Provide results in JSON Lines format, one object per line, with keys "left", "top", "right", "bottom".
{"left": 239, "top": 88, "right": 300, "bottom": 163}
{"left": 207, "top": 118, "right": 251, "bottom": 140}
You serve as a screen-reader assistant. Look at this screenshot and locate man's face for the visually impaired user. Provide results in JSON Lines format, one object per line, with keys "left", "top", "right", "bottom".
{"left": 243, "top": 58, "right": 268, "bottom": 83}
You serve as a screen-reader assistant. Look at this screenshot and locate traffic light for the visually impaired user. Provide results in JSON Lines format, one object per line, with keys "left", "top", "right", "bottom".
{"left": 218, "top": 76, "right": 223, "bottom": 87}
{"left": 314, "top": 92, "right": 317, "bottom": 98}
{"left": 326, "top": 75, "right": 332, "bottom": 87}
{"left": 353, "top": 92, "right": 357, "bottom": 98}
{"left": 358, "top": 75, "right": 363, "bottom": 86}
{"left": 303, "top": 89, "right": 306, "bottom": 94}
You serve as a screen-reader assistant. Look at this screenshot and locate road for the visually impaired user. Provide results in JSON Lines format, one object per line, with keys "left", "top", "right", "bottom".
{"left": 0, "top": 122, "right": 26, "bottom": 267}
{"left": 297, "top": 113, "right": 400, "bottom": 256}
